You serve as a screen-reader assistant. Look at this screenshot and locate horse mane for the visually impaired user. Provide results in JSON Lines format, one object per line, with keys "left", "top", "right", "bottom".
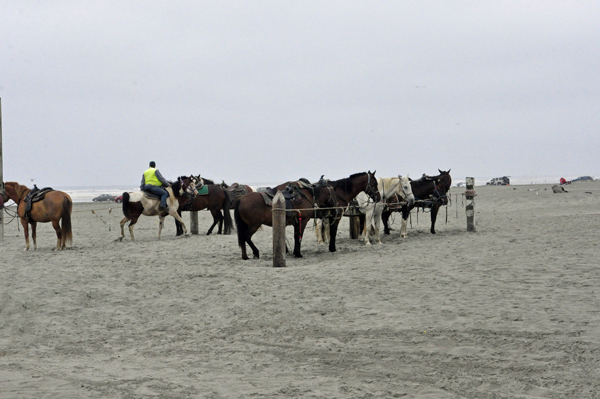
{"left": 6, "top": 181, "right": 30, "bottom": 200}
{"left": 331, "top": 172, "right": 366, "bottom": 193}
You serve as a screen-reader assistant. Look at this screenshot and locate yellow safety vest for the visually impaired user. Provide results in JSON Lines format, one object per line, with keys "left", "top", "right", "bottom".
{"left": 143, "top": 168, "right": 162, "bottom": 187}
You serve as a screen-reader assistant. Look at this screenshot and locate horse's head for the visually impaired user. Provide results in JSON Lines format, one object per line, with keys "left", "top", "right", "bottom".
{"left": 432, "top": 169, "right": 452, "bottom": 205}
{"left": 398, "top": 175, "right": 415, "bottom": 206}
{"left": 4, "top": 182, "right": 27, "bottom": 203}
{"left": 177, "top": 176, "right": 199, "bottom": 197}
{"left": 365, "top": 170, "right": 381, "bottom": 202}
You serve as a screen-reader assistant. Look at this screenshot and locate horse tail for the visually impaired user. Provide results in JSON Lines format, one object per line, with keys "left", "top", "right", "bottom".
{"left": 61, "top": 195, "right": 73, "bottom": 246}
{"left": 234, "top": 200, "right": 247, "bottom": 249}
{"left": 122, "top": 192, "right": 131, "bottom": 218}
{"left": 222, "top": 193, "right": 234, "bottom": 235}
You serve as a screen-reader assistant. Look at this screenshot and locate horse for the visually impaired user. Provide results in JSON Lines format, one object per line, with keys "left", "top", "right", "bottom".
{"left": 355, "top": 175, "right": 415, "bottom": 245}
{"left": 4, "top": 182, "right": 73, "bottom": 251}
{"left": 382, "top": 169, "right": 452, "bottom": 237}
{"left": 174, "top": 175, "right": 234, "bottom": 235}
{"left": 118, "top": 176, "right": 198, "bottom": 241}
{"left": 234, "top": 179, "right": 318, "bottom": 260}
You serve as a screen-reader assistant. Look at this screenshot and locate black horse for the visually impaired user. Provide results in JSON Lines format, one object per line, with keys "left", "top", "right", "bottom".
{"left": 382, "top": 169, "right": 452, "bottom": 237}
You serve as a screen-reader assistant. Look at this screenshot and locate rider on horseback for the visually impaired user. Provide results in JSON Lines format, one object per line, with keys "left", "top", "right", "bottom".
{"left": 141, "top": 161, "right": 171, "bottom": 211}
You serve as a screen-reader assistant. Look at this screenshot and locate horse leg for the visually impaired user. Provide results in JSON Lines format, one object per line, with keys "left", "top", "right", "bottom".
{"left": 430, "top": 204, "right": 440, "bottom": 234}
{"left": 30, "top": 221, "right": 40, "bottom": 250}
{"left": 175, "top": 210, "right": 184, "bottom": 236}
{"left": 373, "top": 203, "right": 384, "bottom": 245}
{"left": 362, "top": 207, "right": 372, "bottom": 246}
{"left": 217, "top": 211, "right": 224, "bottom": 234}
{"left": 118, "top": 217, "right": 129, "bottom": 241}
{"left": 328, "top": 218, "right": 341, "bottom": 253}
{"left": 206, "top": 210, "right": 220, "bottom": 235}
{"left": 20, "top": 218, "right": 30, "bottom": 251}
{"left": 158, "top": 216, "right": 165, "bottom": 239}
{"left": 128, "top": 219, "right": 138, "bottom": 241}
{"left": 51, "top": 220, "right": 63, "bottom": 250}
{"left": 401, "top": 207, "right": 409, "bottom": 238}
{"left": 172, "top": 211, "right": 189, "bottom": 236}
{"left": 293, "top": 216, "right": 310, "bottom": 258}
{"left": 382, "top": 209, "right": 392, "bottom": 235}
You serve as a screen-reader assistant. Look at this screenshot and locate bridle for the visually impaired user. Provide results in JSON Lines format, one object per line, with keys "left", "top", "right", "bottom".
{"left": 364, "top": 173, "right": 380, "bottom": 202}
{"left": 431, "top": 177, "right": 450, "bottom": 205}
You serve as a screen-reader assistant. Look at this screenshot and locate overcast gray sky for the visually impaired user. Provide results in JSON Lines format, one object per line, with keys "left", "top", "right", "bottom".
{"left": 2, "top": 1, "right": 599, "bottom": 187}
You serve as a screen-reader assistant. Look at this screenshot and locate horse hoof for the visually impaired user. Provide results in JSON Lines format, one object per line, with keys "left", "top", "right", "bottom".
{"left": 242, "top": 256, "right": 249, "bottom": 260}
{"left": 184, "top": 233, "right": 190, "bottom": 237}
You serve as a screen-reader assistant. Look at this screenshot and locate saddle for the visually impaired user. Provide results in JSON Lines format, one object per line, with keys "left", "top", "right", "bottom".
{"left": 258, "top": 184, "right": 303, "bottom": 219}
{"left": 142, "top": 191, "right": 162, "bottom": 200}
{"left": 223, "top": 183, "right": 249, "bottom": 202}
{"left": 24, "top": 185, "right": 54, "bottom": 223}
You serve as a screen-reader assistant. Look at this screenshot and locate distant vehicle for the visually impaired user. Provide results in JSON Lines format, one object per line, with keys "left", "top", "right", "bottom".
{"left": 115, "top": 195, "right": 123, "bottom": 203}
{"left": 572, "top": 176, "right": 593, "bottom": 182}
{"left": 92, "top": 194, "right": 117, "bottom": 202}
{"left": 486, "top": 176, "right": 510, "bottom": 186}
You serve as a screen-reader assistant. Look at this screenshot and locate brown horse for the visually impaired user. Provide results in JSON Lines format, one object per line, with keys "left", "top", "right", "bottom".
{"left": 4, "top": 182, "right": 73, "bottom": 251}
{"left": 234, "top": 172, "right": 380, "bottom": 260}
{"left": 382, "top": 169, "right": 452, "bottom": 237}
{"left": 174, "top": 176, "right": 234, "bottom": 235}
{"left": 119, "top": 176, "right": 198, "bottom": 241}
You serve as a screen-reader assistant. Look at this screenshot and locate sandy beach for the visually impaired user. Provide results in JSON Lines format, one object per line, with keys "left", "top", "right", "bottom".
{"left": 1, "top": 181, "right": 599, "bottom": 398}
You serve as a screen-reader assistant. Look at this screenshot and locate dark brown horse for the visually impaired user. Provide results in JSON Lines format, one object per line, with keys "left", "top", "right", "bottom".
{"left": 119, "top": 176, "right": 198, "bottom": 241}
{"left": 234, "top": 172, "right": 380, "bottom": 259}
{"left": 174, "top": 176, "right": 234, "bottom": 235}
{"left": 382, "top": 169, "right": 452, "bottom": 237}
{"left": 4, "top": 181, "right": 73, "bottom": 251}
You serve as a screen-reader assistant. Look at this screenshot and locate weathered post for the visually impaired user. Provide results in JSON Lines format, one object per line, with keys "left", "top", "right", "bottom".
{"left": 0, "top": 97, "right": 4, "bottom": 241}
{"left": 190, "top": 211, "right": 199, "bottom": 235}
{"left": 465, "top": 177, "right": 476, "bottom": 232}
{"left": 272, "top": 191, "right": 286, "bottom": 267}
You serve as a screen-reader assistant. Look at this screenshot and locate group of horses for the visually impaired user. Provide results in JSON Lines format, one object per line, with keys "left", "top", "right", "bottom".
{"left": 2, "top": 169, "right": 452, "bottom": 257}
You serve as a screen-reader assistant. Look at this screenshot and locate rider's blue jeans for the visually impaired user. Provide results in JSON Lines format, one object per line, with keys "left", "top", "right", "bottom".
{"left": 142, "top": 185, "right": 169, "bottom": 208}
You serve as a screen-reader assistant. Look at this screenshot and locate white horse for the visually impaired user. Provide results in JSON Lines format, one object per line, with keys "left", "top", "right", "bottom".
{"left": 118, "top": 176, "right": 199, "bottom": 241}
{"left": 355, "top": 175, "right": 415, "bottom": 246}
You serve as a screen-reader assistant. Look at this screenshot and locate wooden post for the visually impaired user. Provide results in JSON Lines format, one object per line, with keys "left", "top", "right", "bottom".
{"left": 272, "top": 191, "right": 286, "bottom": 267}
{"left": 190, "top": 211, "right": 199, "bottom": 235}
{"left": 466, "top": 177, "right": 476, "bottom": 232}
{"left": 0, "top": 97, "right": 4, "bottom": 242}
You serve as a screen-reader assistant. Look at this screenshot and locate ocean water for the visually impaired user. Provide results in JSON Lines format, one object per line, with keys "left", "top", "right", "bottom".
{"left": 54, "top": 186, "right": 138, "bottom": 203}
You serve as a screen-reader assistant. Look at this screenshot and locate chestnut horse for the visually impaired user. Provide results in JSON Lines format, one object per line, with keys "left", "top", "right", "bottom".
{"left": 174, "top": 176, "right": 234, "bottom": 235}
{"left": 382, "top": 169, "right": 452, "bottom": 237}
{"left": 119, "top": 176, "right": 198, "bottom": 241}
{"left": 4, "top": 182, "right": 73, "bottom": 251}
{"left": 235, "top": 172, "right": 380, "bottom": 260}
